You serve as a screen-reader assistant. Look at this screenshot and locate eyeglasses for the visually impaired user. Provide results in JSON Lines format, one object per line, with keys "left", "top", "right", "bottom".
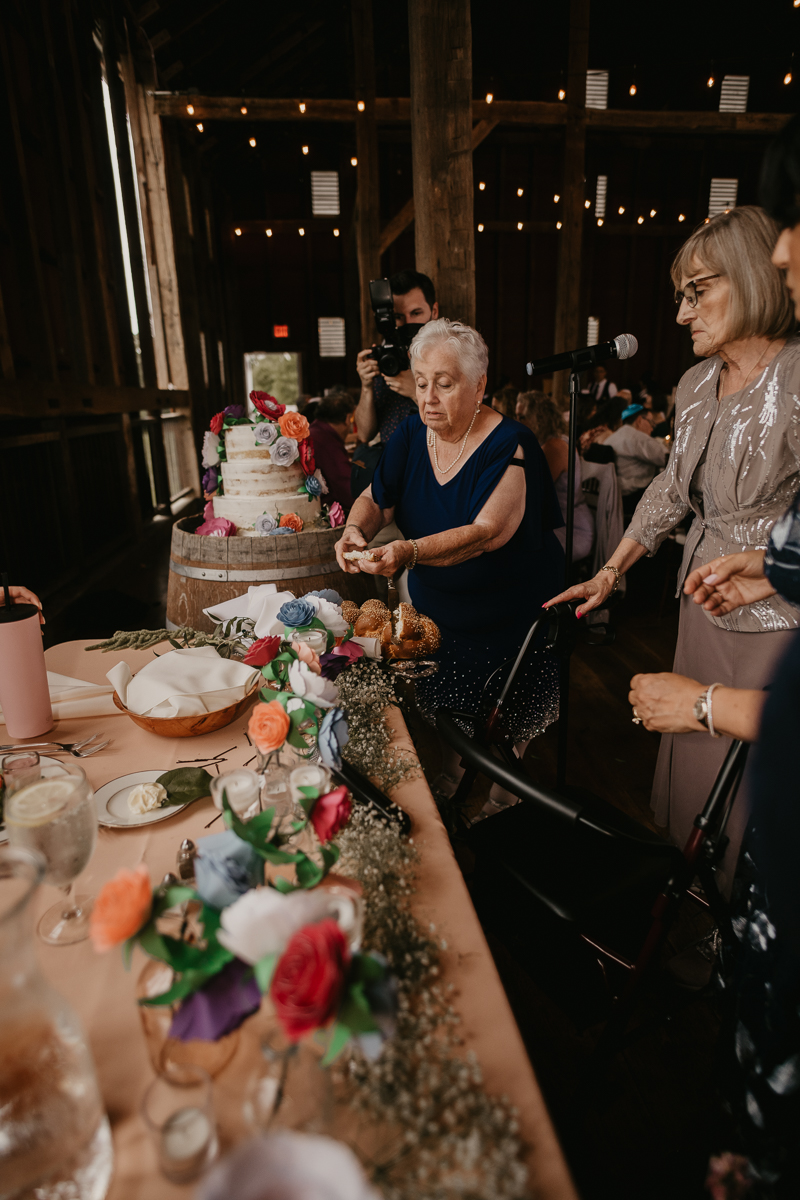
{"left": 674, "top": 274, "right": 721, "bottom": 308}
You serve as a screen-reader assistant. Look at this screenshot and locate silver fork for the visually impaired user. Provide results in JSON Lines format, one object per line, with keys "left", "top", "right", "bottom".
{"left": 0, "top": 734, "right": 101, "bottom": 757}
{"left": 70, "top": 740, "right": 110, "bottom": 757}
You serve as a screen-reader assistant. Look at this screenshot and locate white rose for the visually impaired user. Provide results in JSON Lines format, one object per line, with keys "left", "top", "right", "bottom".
{"left": 201, "top": 430, "right": 220, "bottom": 467}
{"left": 128, "top": 782, "right": 168, "bottom": 814}
{"left": 216, "top": 887, "right": 330, "bottom": 963}
{"left": 288, "top": 659, "right": 339, "bottom": 709}
{"left": 304, "top": 595, "right": 349, "bottom": 637}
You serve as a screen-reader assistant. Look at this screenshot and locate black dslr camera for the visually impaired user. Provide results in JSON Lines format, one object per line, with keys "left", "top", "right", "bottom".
{"left": 367, "top": 278, "right": 423, "bottom": 376}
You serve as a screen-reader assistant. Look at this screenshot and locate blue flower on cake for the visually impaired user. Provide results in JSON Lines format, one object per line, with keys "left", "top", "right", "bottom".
{"left": 304, "top": 474, "right": 324, "bottom": 497}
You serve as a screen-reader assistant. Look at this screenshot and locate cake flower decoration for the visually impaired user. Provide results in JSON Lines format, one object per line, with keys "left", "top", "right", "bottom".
{"left": 196, "top": 516, "right": 237, "bottom": 537}
{"left": 202, "top": 429, "right": 220, "bottom": 467}
{"left": 269, "top": 436, "right": 300, "bottom": 467}
{"left": 279, "top": 412, "right": 310, "bottom": 441}
{"left": 210, "top": 411, "right": 225, "bottom": 435}
{"left": 253, "top": 422, "right": 278, "bottom": 446}
{"left": 255, "top": 512, "right": 277, "bottom": 535}
{"left": 280, "top": 513, "right": 304, "bottom": 533}
{"left": 328, "top": 501, "right": 345, "bottom": 528}
{"left": 250, "top": 390, "right": 286, "bottom": 419}
{"left": 299, "top": 438, "right": 316, "bottom": 475}
{"left": 303, "top": 474, "right": 324, "bottom": 497}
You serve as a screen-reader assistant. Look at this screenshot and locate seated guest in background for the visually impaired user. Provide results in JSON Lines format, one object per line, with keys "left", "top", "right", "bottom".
{"left": 579, "top": 395, "right": 626, "bottom": 458}
{"left": 546, "top": 204, "right": 800, "bottom": 871}
{"left": 604, "top": 402, "right": 669, "bottom": 514}
{"left": 515, "top": 388, "right": 547, "bottom": 432}
{"left": 309, "top": 391, "right": 356, "bottom": 513}
{"left": 523, "top": 392, "right": 594, "bottom": 562}
{"left": 337, "top": 319, "right": 564, "bottom": 817}
{"left": 490, "top": 384, "right": 518, "bottom": 419}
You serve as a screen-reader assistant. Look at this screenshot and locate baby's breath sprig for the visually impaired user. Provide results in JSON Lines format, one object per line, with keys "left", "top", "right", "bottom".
{"left": 336, "top": 661, "right": 419, "bottom": 793}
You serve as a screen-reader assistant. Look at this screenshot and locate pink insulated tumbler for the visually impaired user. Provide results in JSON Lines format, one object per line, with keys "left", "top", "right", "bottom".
{"left": 0, "top": 600, "right": 53, "bottom": 738}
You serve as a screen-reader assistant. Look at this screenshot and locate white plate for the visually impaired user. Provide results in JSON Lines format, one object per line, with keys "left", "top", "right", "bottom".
{"left": 94, "top": 770, "right": 192, "bottom": 829}
{"left": 1, "top": 756, "right": 70, "bottom": 844}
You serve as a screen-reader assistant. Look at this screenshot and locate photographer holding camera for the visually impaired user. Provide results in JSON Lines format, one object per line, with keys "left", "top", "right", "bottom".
{"left": 354, "top": 269, "right": 438, "bottom": 446}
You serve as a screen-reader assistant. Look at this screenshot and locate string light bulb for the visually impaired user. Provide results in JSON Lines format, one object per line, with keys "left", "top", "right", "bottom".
{"left": 302, "top": 145, "right": 309, "bottom": 155}
{"left": 517, "top": 187, "right": 524, "bottom": 196}
{"left": 556, "top": 221, "right": 562, "bottom": 229}
{"left": 650, "top": 208, "right": 657, "bottom": 217}
{"left": 678, "top": 214, "right": 686, "bottom": 222}
{"left": 629, "top": 84, "right": 637, "bottom": 95}
{"left": 584, "top": 199, "right": 591, "bottom": 209}
{"left": 333, "top": 228, "right": 340, "bottom": 237}
{"left": 299, "top": 102, "right": 306, "bottom": 113}
{"left": 265, "top": 228, "right": 272, "bottom": 237}
{"left": 196, "top": 123, "right": 204, "bottom": 132}
{"left": 249, "top": 137, "right": 256, "bottom": 147}
{"left": 234, "top": 228, "right": 242, "bottom": 236}
{"left": 637, "top": 215, "right": 644, "bottom": 224}
{"left": 479, "top": 182, "right": 486, "bottom": 190}
{"left": 554, "top": 193, "right": 560, "bottom": 202}
{"left": 486, "top": 93, "right": 494, "bottom": 103}
{"left": 558, "top": 89, "right": 565, "bottom": 100}
{"left": 785, "top": 73, "right": 793, "bottom": 85}
{"left": 517, "top": 221, "right": 523, "bottom": 230}
{"left": 618, "top": 206, "right": 625, "bottom": 214}
{"left": 299, "top": 227, "right": 305, "bottom": 236}
{"left": 240, "top": 106, "right": 247, "bottom": 114}
{"left": 707, "top": 76, "right": 715, "bottom": 87}
{"left": 186, "top": 104, "right": 194, "bottom": 115}
{"left": 357, "top": 100, "right": 365, "bottom": 112}
{"left": 597, "top": 218, "right": 604, "bottom": 226}
{"left": 477, "top": 223, "right": 484, "bottom": 232}
{"left": 350, "top": 156, "right": 357, "bottom": 166}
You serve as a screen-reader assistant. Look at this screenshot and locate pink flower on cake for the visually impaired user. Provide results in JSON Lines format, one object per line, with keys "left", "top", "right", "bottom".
{"left": 250, "top": 390, "right": 285, "bottom": 419}
{"left": 280, "top": 513, "right": 304, "bottom": 533}
{"left": 210, "top": 412, "right": 224, "bottom": 435}
{"left": 291, "top": 641, "right": 322, "bottom": 674}
{"left": 299, "top": 437, "right": 316, "bottom": 475}
{"left": 279, "top": 412, "right": 310, "bottom": 441}
{"left": 196, "top": 516, "right": 237, "bottom": 537}
{"left": 328, "top": 502, "right": 345, "bottom": 528}
{"left": 203, "top": 500, "right": 215, "bottom": 521}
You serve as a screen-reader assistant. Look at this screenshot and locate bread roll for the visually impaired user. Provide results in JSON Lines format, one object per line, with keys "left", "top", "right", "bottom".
{"left": 393, "top": 602, "right": 422, "bottom": 641}
{"left": 341, "top": 600, "right": 360, "bottom": 626}
{"left": 416, "top": 615, "right": 441, "bottom": 656}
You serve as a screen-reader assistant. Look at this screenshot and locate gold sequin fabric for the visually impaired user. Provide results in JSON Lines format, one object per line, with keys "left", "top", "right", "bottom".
{"left": 625, "top": 336, "right": 800, "bottom": 632}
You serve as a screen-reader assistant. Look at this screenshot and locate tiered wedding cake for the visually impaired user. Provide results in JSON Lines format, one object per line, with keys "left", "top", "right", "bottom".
{"left": 213, "top": 425, "right": 321, "bottom": 533}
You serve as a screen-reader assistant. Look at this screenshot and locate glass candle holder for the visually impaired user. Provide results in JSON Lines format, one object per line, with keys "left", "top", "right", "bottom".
{"left": 210, "top": 769, "right": 260, "bottom": 821}
{"left": 292, "top": 628, "right": 327, "bottom": 655}
{"left": 1, "top": 751, "right": 41, "bottom": 797}
{"left": 288, "top": 764, "right": 331, "bottom": 809}
{"left": 141, "top": 1065, "right": 218, "bottom": 1184}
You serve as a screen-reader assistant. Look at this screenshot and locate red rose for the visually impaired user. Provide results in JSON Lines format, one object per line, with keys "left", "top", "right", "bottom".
{"left": 272, "top": 918, "right": 350, "bottom": 1041}
{"left": 210, "top": 412, "right": 224, "bottom": 435}
{"left": 299, "top": 437, "right": 316, "bottom": 475}
{"left": 250, "top": 390, "right": 286, "bottom": 419}
{"left": 242, "top": 635, "right": 282, "bottom": 667}
{"left": 310, "top": 785, "right": 352, "bottom": 844}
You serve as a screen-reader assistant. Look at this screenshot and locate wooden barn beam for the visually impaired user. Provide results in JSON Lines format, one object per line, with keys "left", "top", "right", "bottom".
{"left": 0, "top": 379, "right": 188, "bottom": 419}
{"left": 552, "top": 0, "right": 590, "bottom": 402}
{"left": 351, "top": 0, "right": 381, "bottom": 349}
{"left": 379, "top": 118, "right": 498, "bottom": 256}
{"left": 408, "top": 0, "right": 476, "bottom": 326}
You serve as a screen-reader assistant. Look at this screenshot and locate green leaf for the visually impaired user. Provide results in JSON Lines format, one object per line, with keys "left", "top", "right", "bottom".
{"left": 338, "top": 981, "right": 379, "bottom": 1034}
{"left": 223, "top": 793, "right": 302, "bottom": 863}
{"left": 320, "top": 1021, "right": 352, "bottom": 1066}
{"left": 151, "top": 885, "right": 198, "bottom": 919}
{"left": 351, "top": 951, "right": 386, "bottom": 985}
{"left": 254, "top": 952, "right": 277, "bottom": 993}
{"left": 321, "top": 843, "right": 340, "bottom": 872}
{"left": 156, "top": 768, "right": 213, "bottom": 806}
{"left": 273, "top": 876, "right": 297, "bottom": 894}
{"left": 138, "top": 967, "right": 222, "bottom": 1007}
{"left": 295, "top": 853, "right": 325, "bottom": 890}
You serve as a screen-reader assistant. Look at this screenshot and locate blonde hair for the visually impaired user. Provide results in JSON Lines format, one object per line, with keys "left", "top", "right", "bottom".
{"left": 409, "top": 319, "right": 489, "bottom": 385}
{"left": 671, "top": 206, "right": 794, "bottom": 344}
{"left": 517, "top": 391, "right": 564, "bottom": 446}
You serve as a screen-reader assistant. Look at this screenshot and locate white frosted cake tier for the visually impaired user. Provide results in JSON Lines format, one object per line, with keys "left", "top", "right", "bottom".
{"left": 213, "top": 423, "right": 321, "bottom": 533}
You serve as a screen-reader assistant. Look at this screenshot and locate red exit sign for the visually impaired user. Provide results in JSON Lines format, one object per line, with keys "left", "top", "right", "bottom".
{"left": 273, "top": 324, "right": 289, "bottom": 338}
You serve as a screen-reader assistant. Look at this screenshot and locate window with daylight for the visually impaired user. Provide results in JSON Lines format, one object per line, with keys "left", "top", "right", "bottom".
{"left": 708, "top": 179, "right": 738, "bottom": 217}
{"left": 719, "top": 76, "right": 749, "bottom": 113}
{"left": 585, "top": 70, "right": 609, "bottom": 110}
{"left": 311, "top": 171, "right": 340, "bottom": 216}
{"left": 587, "top": 317, "right": 600, "bottom": 347}
{"left": 595, "top": 175, "right": 607, "bottom": 219}
{"left": 244, "top": 352, "right": 301, "bottom": 409}
{"left": 318, "top": 317, "right": 346, "bottom": 358}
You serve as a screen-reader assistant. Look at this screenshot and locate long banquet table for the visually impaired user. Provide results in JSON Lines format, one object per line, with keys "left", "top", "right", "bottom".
{"left": 30, "top": 640, "right": 578, "bottom": 1199}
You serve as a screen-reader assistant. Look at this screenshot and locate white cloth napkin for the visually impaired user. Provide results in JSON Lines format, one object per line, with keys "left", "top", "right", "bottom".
{"left": 0, "top": 671, "right": 119, "bottom": 725}
{"left": 204, "top": 584, "right": 297, "bottom": 640}
{"left": 107, "top": 647, "right": 260, "bottom": 719}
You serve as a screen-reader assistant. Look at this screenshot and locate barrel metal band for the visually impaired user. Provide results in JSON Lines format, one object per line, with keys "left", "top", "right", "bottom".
{"left": 169, "top": 558, "right": 341, "bottom": 582}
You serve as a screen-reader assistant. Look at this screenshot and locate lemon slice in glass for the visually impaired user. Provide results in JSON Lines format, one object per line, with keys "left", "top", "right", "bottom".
{"left": 5, "top": 779, "right": 74, "bottom": 827}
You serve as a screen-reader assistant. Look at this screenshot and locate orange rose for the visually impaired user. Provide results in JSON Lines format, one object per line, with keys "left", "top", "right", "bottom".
{"left": 278, "top": 412, "right": 310, "bottom": 441}
{"left": 248, "top": 699, "right": 291, "bottom": 754}
{"left": 280, "top": 513, "right": 304, "bottom": 532}
{"left": 90, "top": 863, "right": 152, "bottom": 952}
{"left": 291, "top": 641, "right": 321, "bottom": 674}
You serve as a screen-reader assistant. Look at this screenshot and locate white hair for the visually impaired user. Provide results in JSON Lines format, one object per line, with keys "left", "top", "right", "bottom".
{"left": 408, "top": 318, "right": 489, "bottom": 385}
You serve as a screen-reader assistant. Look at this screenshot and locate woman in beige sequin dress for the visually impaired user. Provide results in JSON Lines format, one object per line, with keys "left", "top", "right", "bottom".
{"left": 546, "top": 206, "right": 799, "bottom": 862}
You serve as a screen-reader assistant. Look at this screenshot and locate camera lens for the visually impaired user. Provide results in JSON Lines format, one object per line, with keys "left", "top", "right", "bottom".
{"left": 379, "top": 350, "right": 401, "bottom": 376}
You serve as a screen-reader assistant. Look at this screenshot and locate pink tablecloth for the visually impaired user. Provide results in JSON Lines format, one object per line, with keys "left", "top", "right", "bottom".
{"left": 30, "top": 640, "right": 577, "bottom": 1200}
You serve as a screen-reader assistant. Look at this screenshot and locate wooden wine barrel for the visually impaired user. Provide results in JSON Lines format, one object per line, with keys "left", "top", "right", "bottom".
{"left": 167, "top": 516, "right": 379, "bottom": 634}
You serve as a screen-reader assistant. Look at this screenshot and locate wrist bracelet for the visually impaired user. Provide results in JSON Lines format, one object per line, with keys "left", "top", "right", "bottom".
{"left": 409, "top": 539, "right": 419, "bottom": 569}
{"left": 345, "top": 523, "right": 368, "bottom": 542}
{"left": 600, "top": 564, "right": 621, "bottom": 593}
{"left": 706, "top": 682, "right": 722, "bottom": 739}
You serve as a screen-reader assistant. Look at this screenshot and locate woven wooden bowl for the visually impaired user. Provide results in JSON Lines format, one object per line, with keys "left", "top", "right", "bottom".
{"left": 111, "top": 677, "right": 261, "bottom": 738}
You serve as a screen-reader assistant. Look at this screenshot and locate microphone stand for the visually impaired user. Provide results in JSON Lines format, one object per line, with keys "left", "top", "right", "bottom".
{"left": 556, "top": 358, "right": 580, "bottom": 791}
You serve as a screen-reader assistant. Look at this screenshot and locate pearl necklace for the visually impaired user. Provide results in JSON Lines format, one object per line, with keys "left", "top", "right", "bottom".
{"left": 429, "top": 405, "right": 482, "bottom": 475}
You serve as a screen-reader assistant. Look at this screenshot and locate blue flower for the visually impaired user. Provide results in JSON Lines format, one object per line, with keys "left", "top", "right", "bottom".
{"left": 255, "top": 512, "right": 277, "bottom": 535}
{"left": 277, "top": 597, "right": 316, "bottom": 628}
{"left": 253, "top": 422, "right": 277, "bottom": 446}
{"left": 268, "top": 526, "right": 293, "bottom": 536}
{"left": 193, "top": 830, "right": 262, "bottom": 909}
{"left": 306, "top": 589, "right": 344, "bottom": 605}
{"left": 304, "top": 474, "right": 323, "bottom": 497}
{"left": 318, "top": 707, "right": 349, "bottom": 769}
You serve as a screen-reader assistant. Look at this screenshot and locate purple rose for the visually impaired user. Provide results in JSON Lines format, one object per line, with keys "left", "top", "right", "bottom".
{"left": 202, "top": 467, "right": 219, "bottom": 493}
{"left": 224, "top": 404, "right": 246, "bottom": 419}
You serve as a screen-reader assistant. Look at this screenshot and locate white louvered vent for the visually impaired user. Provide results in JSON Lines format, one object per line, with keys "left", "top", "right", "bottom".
{"left": 587, "top": 317, "right": 600, "bottom": 347}
{"left": 318, "top": 317, "right": 346, "bottom": 358}
{"left": 708, "top": 178, "right": 738, "bottom": 217}
{"left": 585, "top": 70, "right": 609, "bottom": 110}
{"left": 311, "top": 171, "right": 340, "bottom": 216}
{"left": 719, "top": 76, "right": 749, "bottom": 113}
{"left": 595, "top": 175, "right": 608, "bottom": 218}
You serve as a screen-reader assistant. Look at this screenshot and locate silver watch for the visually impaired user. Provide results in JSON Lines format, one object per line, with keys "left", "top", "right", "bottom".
{"left": 693, "top": 689, "right": 710, "bottom": 728}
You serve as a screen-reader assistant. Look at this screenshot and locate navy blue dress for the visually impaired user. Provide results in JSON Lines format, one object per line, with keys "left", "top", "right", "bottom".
{"left": 372, "top": 413, "right": 564, "bottom": 740}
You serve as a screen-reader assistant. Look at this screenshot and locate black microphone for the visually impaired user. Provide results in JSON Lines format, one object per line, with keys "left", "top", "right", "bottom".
{"left": 526, "top": 332, "right": 638, "bottom": 377}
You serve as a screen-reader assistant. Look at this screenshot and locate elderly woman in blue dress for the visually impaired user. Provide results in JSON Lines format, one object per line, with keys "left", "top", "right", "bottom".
{"left": 334, "top": 319, "right": 564, "bottom": 812}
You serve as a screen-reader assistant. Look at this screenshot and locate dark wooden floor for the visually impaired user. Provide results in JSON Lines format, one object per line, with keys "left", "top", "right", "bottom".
{"left": 51, "top": 523, "right": 732, "bottom": 1199}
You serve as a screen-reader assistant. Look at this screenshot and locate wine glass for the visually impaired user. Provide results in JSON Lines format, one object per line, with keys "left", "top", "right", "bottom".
{"left": 4, "top": 760, "right": 98, "bottom": 945}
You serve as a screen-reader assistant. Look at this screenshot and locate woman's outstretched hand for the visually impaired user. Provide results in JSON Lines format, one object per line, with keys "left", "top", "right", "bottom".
{"left": 683, "top": 551, "right": 773, "bottom": 616}
{"left": 355, "top": 541, "right": 413, "bottom": 579}
{"left": 543, "top": 570, "right": 615, "bottom": 618}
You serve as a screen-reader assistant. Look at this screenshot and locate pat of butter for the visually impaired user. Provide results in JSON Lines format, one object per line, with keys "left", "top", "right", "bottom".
{"left": 128, "top": 782, "right": 168, "bottom": 814}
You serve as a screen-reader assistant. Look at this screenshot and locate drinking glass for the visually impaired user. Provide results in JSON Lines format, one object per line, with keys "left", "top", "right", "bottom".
{"left": 141, "top": 1065, "right": 218, "bottom": 1183}
{"left": 1, "top": 750, "right": 41, "bottom": 799}
{"left": 4, "top": 760, "right": 98, "bottom": 945}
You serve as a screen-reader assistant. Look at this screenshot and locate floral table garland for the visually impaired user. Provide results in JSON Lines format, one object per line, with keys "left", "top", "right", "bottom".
{"left": 88, "top": 591, "right": 529, "bottom": 1197}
